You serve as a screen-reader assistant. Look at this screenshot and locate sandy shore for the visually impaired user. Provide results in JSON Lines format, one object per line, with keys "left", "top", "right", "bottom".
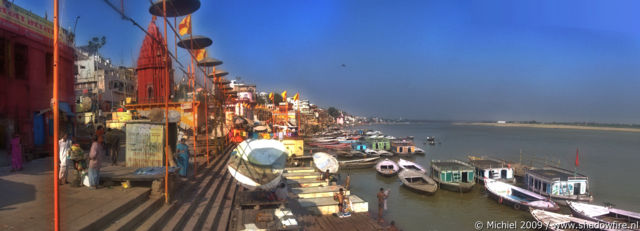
{"left": 454, "top": 122, "right": 640, "bottom": 133}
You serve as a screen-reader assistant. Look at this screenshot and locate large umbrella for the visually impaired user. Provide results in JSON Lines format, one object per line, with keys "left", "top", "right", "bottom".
{"left": 227, "top": 139, "right": 288, "bottom": 190}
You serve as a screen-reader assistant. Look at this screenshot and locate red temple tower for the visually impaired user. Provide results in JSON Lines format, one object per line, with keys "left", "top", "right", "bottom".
{"left": 136, "top": 17, "right": 173, "bottom": 103}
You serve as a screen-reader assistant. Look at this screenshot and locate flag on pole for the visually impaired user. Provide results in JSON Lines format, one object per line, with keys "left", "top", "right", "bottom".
{"left": 293, "top": 92, "right": 299, "bottom": 101}
{"left": 268, "top": 92, "right": 274, "bottom": 102}
{"left": 178, "top": 14, "right": 192, "bottom": 36}
{"left": 575, "top": 148, "right": 579, "bottom": 167}
{"left": 194, "top": 49, "right": 206, "bottom": 61}
{"left": 281, "top": 90, "right": 287, "bottom": 99}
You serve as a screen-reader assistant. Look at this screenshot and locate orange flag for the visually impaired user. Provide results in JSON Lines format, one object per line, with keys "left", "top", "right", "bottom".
{"left": 194, "top": 49, "right": 206, "bottom": 61}
{"left": 293, "top": 93, "right": 299, "bottom": 101}
{"left": 268, "top": 92, "right": 274, "bottom": 102}
{"left": 281, "top": 90, "right": 287, "bottom": 99}
{"left": 178, "top": 14, "right": 191, "bottom": 36}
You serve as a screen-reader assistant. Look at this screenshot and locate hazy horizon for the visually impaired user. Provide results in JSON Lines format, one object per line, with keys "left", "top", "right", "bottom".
{"left": 23, "top": 0, "right": 640, "bottom": 124}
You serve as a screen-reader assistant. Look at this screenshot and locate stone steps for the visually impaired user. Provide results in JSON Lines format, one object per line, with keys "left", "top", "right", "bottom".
{"left": 297, "top": 195, "right": 368, "bottom": 215}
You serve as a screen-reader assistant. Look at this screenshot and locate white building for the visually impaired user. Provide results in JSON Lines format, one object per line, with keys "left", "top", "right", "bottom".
{"left": 74, "top": 48, "right": 136, "bottom": 111}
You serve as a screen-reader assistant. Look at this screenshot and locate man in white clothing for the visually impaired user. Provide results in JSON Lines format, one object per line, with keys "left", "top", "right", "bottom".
{"left": 58, "top": 133, "right": 72, "bottom": 185}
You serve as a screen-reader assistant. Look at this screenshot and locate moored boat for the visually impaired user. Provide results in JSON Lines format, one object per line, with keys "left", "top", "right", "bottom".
{"left": 430, "top": 160, "right": 476, "bottom": 192}
{"left": 530, "top": 209, "right": 613, "bottom": 231}
{"left": 398, "top": 169, "right": 438, "bottom": 194}
{"left": 339, "top": 157, "right": 380, "bottom": 169}
{"left": 312, "top": 152, "right": 339, "bottom": 174}
{"left": 398, "top": 158, "right": 426, "bottom": 174}
{"left": 390, "top": 139, "right": 417, "bottom": 155}
{"left": 376, "top": 158, "right": 399, "bottom": 176}
{"left": 413, "top": 147, "right": 425, "bottom": 155}
{"left": 485, "top": 179, "right": 559, "bottom": 211}
{"left": 376, "top": 150, "right": 394, "bottom": 157}
{"left": 567, "top": 201, "right": 640, "bottom": 230}
{"left": 525, "top": 167, "right": 593, "bottom": 204}
{"left": 468, "top": 156, "right": 516, "bottom": 184}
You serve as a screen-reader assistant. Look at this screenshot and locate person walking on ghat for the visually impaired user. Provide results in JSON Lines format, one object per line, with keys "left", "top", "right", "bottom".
{"left": 176, "top": 138, "right": 190, "bottom": 177}
{"left": 377, "top": 187, "right": 389, "bottom": 223}
{"left": 88, "top": 135, "right": 104, "bottom": 189}
{"left": 58, "top": 133, "right": 72, "bottom": 185}
{"left": 337, "top": 188, "right": 345, "bottom": 214}
{"left": 9, "top": 133, "right": 23, "bottom": 172}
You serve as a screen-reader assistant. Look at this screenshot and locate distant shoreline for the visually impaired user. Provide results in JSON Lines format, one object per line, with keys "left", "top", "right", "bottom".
{"left": 454, "top": 122, "right": 640, "bottom": 133}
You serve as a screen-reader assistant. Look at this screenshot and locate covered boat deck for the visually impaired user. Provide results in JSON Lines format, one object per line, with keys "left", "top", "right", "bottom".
{"left": 528, "top": 168, "right": 586, "bottom": 181}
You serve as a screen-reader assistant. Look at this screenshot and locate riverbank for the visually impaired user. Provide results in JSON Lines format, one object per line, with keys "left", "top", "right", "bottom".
{"left": 454, "top": 122, "right": 640, "bottom": 133}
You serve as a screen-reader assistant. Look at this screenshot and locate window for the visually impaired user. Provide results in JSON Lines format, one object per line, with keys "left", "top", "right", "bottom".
{"left": 14, "top": 43, "right": 28, "bottom": 79}
{"left": 0, "top": 38, "right": 6, "bottom": 76}
{"left": 46, "top": 53, "right": 53, "bottom": 84}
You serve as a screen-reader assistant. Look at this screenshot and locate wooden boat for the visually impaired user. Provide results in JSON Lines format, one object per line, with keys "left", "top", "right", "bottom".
{"left": 485, "top": 179, "right": 559, "bottom": 211}
{"left": 391, "top": 140, "right": 417, "bottom": 155}
{"left": 376, "top": 158, "right": 399, "bottom": 176}
{"left": 468, "top": 156, "right": 516, "bottom": 184}
{"left": 398, "top": 169, "right": 438, "bottom": 194}
{"left": 430, "top": 160, "right": 476, "bottom": 193}
{"left": 398, "top": 159, "right": 426, "bottom": 174}
{"left": 312, "top": 152, "right": 339, "bottom": 174}
{"left": 227, "top": 139, "right": 287, "bottom": 190}
{"left": 413, "top": 147, "right": 425, "bottom": 155}
{"left": 376, "top": 150, "right": 394, "bottom": 157}
{"left": 530, "top": 209, "right": 613, "bottom": 231}
{"left": 339, "top": 157, "right": 380, "bottom": 169}
{"left": 567, "top": 201, "right": 640, "bottom": 230}
{"left": 525, "top": 167, "right": 593, "bottom": 203}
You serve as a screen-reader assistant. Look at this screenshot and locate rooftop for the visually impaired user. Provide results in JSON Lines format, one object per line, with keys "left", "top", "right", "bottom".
{"left": 527, "top": 167, "right": 587, "bottom": 181}
{"left": 431, "top": 160, "right": 474, "bottom": 171}
{"left": 468, "top": 159, "right": 510, "bottom": 169}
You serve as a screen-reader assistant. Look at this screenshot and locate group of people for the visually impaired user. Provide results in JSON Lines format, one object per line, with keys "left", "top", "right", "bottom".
{"left": 57, "top": 125, "right": 120, "bottom": 189}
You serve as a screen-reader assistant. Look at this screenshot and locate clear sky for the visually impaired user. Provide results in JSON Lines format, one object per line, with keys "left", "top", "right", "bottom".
{"left": 21, "top": 0, "right": 640, "bottom": 123}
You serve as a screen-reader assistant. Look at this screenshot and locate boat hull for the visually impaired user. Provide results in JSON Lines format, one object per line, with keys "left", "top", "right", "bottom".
{"left": 435, "top": 180, "right": 474, "bottom": 193}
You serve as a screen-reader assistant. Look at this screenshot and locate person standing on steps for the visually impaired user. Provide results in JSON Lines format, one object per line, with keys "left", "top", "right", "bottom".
{"left": 58, "top": 133, "right": 72, "bottom": 185}
{"left": 88, "top": 135, "right": 104, "bottom": 189}
{"left": 377, "top": 187, "right": 389, "bottom": 223}
{"left": 176, "top": 138, "right": 190, "bottom": 177}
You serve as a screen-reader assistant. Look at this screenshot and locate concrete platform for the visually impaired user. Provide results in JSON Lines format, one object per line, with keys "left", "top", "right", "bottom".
{"left": 286, "top": 178, "right": 327, "bottom": 188}
{"left": 283, "top": 171, "right": 320, "bottom": 180}
{"left": 291, "top": 185, "right": 350, "bottom": 199}
{"left": 284, "top": 167, "right": 316, "bottom": 173}
{"left": 297, "top": 195, "right": 368, "bottom": 215}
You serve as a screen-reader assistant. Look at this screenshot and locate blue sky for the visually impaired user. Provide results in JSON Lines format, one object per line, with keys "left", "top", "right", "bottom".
{"left": 21, "top": 0, "right": 640, "bottom": 123}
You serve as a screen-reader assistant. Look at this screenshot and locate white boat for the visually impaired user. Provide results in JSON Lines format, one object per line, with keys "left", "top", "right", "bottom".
{"left": 413, "top": 147, "right": 425, "bottom": 155}
{"left": 485, "top": 179, "right": 559, "bottom": 211}
{"left": 227, "top": 139, "right": 288, "bottom": 190}
{"left": 376, "top": 158, "right": 399, "bottom": 176}
{"left": 376, "top": 150, "right": 394, "bottom": 157}
{"left": 312, "top": 152, "right": 339, "bottom": 173}
{"left": 567, "top": 201, "right": 640, "bottom": 230}
{"left": 398, "top": 159, "right": 426, "bottom": 174}
{"left": 530, "top": 209, "right": 614, "bottom": 231}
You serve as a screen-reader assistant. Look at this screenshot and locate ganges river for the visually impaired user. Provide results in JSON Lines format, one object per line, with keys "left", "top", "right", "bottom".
{"left": 345, "top": 122, "right": 640, "bottom": 231}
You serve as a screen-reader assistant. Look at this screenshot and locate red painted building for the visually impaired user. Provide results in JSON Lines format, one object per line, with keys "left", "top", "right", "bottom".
{"left": 136, "top": 17, "right": 173, "bottom": 104}
{"left": 0, "top": 2, "right": 75, "bottom": 156}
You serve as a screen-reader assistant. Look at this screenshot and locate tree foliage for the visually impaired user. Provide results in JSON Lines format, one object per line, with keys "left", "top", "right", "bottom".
{"left": 327, "top": 107, "right": 341, "bottom": 118}
{"left": 87, "top": 36, "right": 106, "bottom": 54}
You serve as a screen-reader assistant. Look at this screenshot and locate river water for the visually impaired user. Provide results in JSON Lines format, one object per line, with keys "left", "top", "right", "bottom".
{"left": 345, "top": 122, "right": 640, "bottom": 231}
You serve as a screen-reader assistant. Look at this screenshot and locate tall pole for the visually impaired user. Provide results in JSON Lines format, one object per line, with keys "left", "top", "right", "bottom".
{"left": 189, "top": 34, "right": 197, "bottom": 177}
{"left": 162, "top": 0, "right": 170, "bottom": 204}
{"left": 205, "top": 67, "right": 211, "bottom": 164}
{"left": 53, "top": 0, "right": 60, "bottom": 229}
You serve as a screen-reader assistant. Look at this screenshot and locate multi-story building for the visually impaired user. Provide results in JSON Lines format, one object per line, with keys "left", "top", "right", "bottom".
{"left": 74, "top": 48, "right": 136, "bottom": 112}
{"left": 0, "top": 2, "right": 75, "bottom": 157}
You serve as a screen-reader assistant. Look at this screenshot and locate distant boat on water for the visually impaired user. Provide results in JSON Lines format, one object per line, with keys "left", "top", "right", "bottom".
{"left": 376, "top": 158, "right": 399, "bottom": 176}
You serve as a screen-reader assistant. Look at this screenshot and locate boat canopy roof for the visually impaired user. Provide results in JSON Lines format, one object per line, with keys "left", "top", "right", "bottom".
{"left": 469, "top": 159, "right": 511, "bottom": 169}
{"left": 528, "top": 167, "right": 588, "bottom": 181}
{"left": 432, "top": 160, "right": 474, "bottom": 171}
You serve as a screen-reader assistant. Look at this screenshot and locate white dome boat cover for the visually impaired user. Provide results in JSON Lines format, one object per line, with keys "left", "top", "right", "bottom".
{"left": 227, "top": 139, "right": 288, "bottom": 191}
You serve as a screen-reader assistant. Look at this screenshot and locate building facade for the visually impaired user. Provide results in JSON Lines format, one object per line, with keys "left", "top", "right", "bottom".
{"left": 0, "top": 1, "right": 75, "bottom": 157}
{"left": 74, "top": 48, "right": 136, "bottom": 112}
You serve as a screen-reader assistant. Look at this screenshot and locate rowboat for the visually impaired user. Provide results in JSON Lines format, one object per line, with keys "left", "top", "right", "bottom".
{"left": 376, "top": 158, "right": 399, "bottom": 176}
{"left": 398, "top": 159, "right": 426, "bottom": 174}
{"left": 485, "top": 179, "right": 559, "bottom": 211}
{"left": 398, "top": 169, "right": 438, "bottom": 194}
{"left": 413, "top": 147, "right": 425, "bottom": 155}
{"left": 339, "top": 157, "right": 380, "bottom": 169}
{"left": 567, "top": 201, "right": 640, "bottom": 230}
{"left": 376, "top": 150, "right": 394, "bottom": 157}
{"left": 530, "top": 209, "right": 613, "bottom": 231}
{"left": 312, "top": 152, "right": 339, "bottom": 173}
{"left": 227, "top": 139, "right": 288, "bottom": 190}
